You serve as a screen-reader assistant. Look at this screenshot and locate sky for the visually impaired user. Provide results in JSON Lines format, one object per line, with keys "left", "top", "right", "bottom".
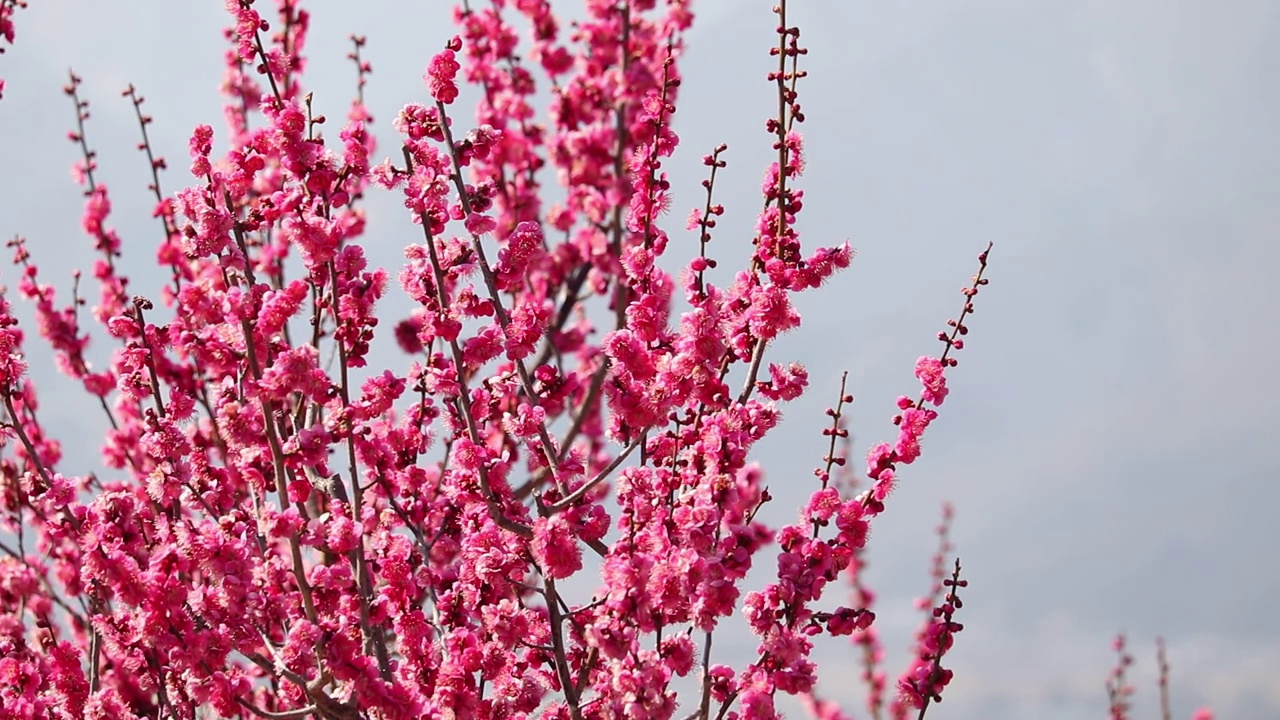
{"left": 1, "top": 1, "right": 1278, "bottom": 718}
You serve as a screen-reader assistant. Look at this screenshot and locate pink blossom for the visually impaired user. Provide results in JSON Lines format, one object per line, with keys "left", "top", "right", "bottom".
{"left": 425, "top": 39, "right": 462, "bottom": 105}
{"left": 915, "top": 355, "right": 949, "bottom": 406}
{"left": 531, "top": 514, "right": 581, "bottom": 580}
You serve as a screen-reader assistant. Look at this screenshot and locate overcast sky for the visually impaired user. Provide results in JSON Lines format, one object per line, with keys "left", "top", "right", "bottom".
{"left": 2, "top": 1, "right": 1277, "bottom": 719}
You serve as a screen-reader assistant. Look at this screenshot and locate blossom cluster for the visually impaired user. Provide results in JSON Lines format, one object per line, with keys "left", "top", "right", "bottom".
{"left": 0, "top": 0, "right": 29, "bottom": 100}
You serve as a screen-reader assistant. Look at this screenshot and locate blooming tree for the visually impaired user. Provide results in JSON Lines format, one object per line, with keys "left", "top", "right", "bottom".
{"left": 0, "top": 0, "right": 1212, "bottom": 718}
{"left": 6, "top": 0, "right": 965, "bottom": 716}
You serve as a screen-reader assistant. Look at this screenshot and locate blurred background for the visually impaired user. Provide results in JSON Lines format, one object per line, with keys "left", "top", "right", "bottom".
{"left": 1, "top": 1, "right": 1276, "bottom": 718}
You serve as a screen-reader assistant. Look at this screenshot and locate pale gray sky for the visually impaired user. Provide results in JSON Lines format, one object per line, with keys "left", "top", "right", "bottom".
{"left": 2, "top": 1, "right": 1277, "bottom": 718}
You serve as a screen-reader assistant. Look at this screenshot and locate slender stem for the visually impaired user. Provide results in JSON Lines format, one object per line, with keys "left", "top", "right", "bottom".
{"left": 224, "top": 191, "right": 319, "bottom": 625}
{"left": 544, "top": 575, "right": 584, "bottom": 720}
{"left": 327, "top": 260, "right": 392, "bottom": 679}
{"left": 435, "top": 98, "right": 566, "bottom": 494}
{"left": 550, "top": 434, "right": 641, "bottom": 512}
{"left": 132, "top": 297, "right": 167, "bottom": 418}
{"left": 401, "top": 146, "right": 532, "bottom": 539}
